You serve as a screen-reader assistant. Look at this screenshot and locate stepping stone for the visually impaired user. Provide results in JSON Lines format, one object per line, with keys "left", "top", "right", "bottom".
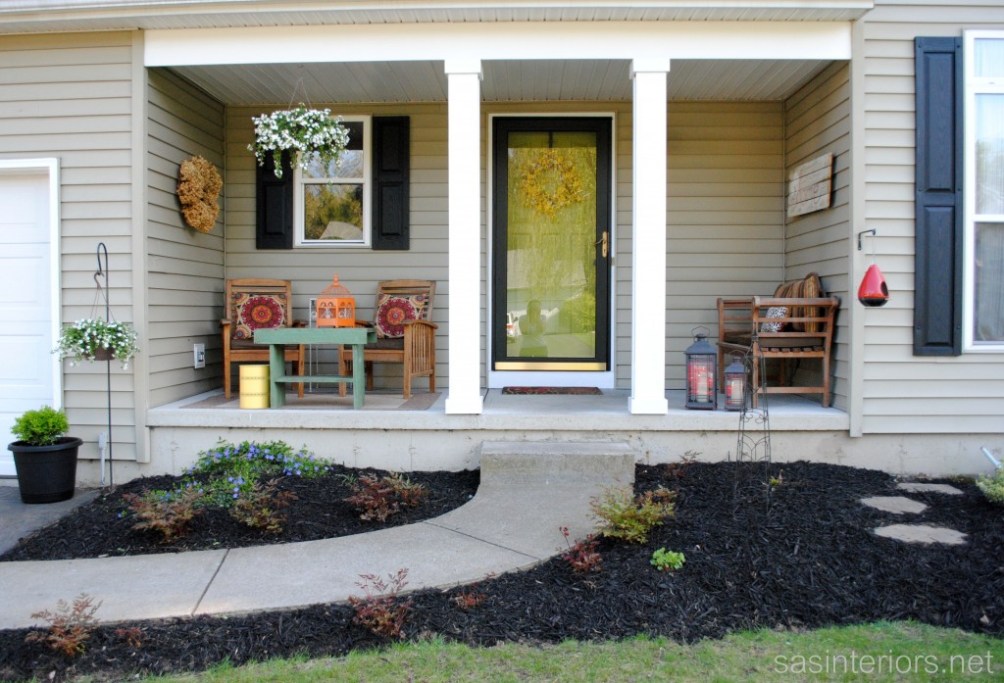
{"left": 873, "top": 524, "right": 967, "bottom": 545}
{"left": 897, "top": 482, "right": 964, "bottom": 496}
{"left": 860, "top": 496, "right": 927, "bottom": 515}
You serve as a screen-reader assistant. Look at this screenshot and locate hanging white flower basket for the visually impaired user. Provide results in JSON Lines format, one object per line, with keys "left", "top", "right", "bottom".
{"left": 248, "top": 105, "right": 350, "bottom": 179}
{"left": 55, "top": 318, "right": 139, "bottom": 369}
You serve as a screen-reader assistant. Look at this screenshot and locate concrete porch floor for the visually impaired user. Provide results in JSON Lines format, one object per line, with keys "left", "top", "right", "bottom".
{"left": 149, "top": 387, "right": 845, "bottom": 432}
{"left": 133, "top": 389, "right": 852, "bottom": 482}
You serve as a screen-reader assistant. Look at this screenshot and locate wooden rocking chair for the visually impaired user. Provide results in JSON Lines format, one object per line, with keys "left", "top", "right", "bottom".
{"left": 220, "top": 278, "right": 305, "bottom": 399}
{"left": 338, "top": 279, "right": 437, "bottom": 399}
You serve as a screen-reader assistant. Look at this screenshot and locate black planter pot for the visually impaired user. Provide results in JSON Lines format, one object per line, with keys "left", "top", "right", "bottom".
{"left": 8, "top": 437, "right": 83, "bottom": 504}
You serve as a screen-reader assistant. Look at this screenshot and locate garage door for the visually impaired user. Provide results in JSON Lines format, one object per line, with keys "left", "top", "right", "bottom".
{"left": 0, "top": 170, "right": 57, "bottom": 477}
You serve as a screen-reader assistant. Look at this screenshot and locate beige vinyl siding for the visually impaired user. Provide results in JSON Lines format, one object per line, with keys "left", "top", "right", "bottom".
{"left": 856, "top": 1, "right": 1004, "bottom": 433}
{"left": 0, "top": 31, "right": 138, "bottom": 460}
{"left": 784, "top": 62, "right": 851, "bottom": 410}
{"left": 146, "top": 68, "right": 225, "bottom": 406}
{"left": 665, "top": 101, "right": 785, "bottom": 390}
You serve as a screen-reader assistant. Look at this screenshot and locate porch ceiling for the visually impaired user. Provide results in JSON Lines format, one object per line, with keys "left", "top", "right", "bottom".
{"left": 170, "top": 58, "right": 832, "bottom": 104}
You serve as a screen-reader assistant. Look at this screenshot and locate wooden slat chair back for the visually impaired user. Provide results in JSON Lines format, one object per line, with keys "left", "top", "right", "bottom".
{"left": 717, "top": 273, "right": 839, "bottom": 407}
{"left": 220, "top": 278, "right": 305, "bottom": 400}
{"left": 338, "top": 279, "right": 437, "bottom": 399}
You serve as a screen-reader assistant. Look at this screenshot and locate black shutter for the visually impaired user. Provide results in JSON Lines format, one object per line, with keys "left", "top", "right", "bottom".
{"left": 256, "top": 150, "right": 294, "bottom": 249}
{"left": 914, "top": 37, "right": 963, "bottom": 355}
{"left": 373, "top": 116, "right": 410, "bottom": 250}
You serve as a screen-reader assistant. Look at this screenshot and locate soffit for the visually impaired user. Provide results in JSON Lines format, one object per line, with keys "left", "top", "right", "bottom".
{"left": 0, "top": 2, "right": 874, "bottom": 34}
{"left": 171, "top": 58, "right": 831, "bottom": 104}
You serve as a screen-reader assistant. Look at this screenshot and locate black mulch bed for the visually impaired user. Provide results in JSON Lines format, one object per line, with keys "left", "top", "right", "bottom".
{"left": 1, "top": 461, "right": 1001, "bottom": 682}
{"left": 0, "top": 466, "right": 481, "bottom": 561}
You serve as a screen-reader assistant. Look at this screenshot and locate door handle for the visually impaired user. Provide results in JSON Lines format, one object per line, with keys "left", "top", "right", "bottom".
{"left": 595, "top": 230, "right": 609, "bottom": 258}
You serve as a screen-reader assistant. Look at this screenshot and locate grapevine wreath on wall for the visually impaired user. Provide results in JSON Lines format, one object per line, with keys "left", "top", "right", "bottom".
{"left": 177, "top": 155, "right": 222, "bottom": 233}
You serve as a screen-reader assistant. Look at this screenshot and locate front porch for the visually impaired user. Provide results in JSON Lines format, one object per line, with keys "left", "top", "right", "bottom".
{"left": 140, "top": 19, "right": 858, "bottom": 425}
{"left": 109, "top": 15, "right": 871, "bottom": 483}
{"left": 141, "top": 388, "right": 849, "bottom": 477}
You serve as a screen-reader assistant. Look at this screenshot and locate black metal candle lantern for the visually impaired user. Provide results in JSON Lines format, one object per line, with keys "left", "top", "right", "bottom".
{"left": 723, "top": 354, "right": 746, "bottom": 411}
{"left": 685, "top": 328, "right": 717, "bottom": 410}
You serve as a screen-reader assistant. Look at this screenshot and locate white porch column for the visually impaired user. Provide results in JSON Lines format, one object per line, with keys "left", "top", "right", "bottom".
{"left": 629, "top": 59, "right": 670, "bottom": 414}
{"left": 444, "top": 59, "right": 484, "bottom": 414}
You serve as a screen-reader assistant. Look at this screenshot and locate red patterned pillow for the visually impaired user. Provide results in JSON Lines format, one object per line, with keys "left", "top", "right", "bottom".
{"left": 374, "top": 294, "right": 426, "bottom": 338}
{"left": 232, "top": 293, "right": 286, "bottom": 340}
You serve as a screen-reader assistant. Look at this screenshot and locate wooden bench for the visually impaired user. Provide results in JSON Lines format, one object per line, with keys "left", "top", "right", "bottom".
{"left": 717, "top": 273, "right": 839, "bottom": 407}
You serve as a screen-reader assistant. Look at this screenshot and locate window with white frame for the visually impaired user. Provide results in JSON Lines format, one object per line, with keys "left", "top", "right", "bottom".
{"left": 965, "top": 33, "right": 1004, "bottom": 349}
{"left": 294, "top": 118, "right": 371, "bottom": 246}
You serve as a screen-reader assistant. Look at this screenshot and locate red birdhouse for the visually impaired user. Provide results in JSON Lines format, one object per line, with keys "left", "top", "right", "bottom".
{"left": 857, "top": 264, "right": 889, "bottom": 307}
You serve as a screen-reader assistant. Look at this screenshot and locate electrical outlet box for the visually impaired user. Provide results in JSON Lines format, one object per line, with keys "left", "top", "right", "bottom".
{"left": 193, "top": 343, "right": 206, "bottom": 369}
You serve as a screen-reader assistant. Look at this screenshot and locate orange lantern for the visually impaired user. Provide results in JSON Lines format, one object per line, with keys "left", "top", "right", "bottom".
{"left": 316, "top": 276, "right": 356, "bottom": 327}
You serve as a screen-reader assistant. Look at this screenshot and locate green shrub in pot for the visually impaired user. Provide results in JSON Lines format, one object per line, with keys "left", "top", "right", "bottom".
{"left": 11, "top": 405, "right": 69, "bottom": 446}
{"left": 8, "top": 406, "right": 82, "bottom": 504}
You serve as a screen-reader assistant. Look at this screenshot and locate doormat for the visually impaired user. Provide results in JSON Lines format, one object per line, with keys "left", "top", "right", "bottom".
{"left": 501, "top": 386, "right": 602, "bottom": 395}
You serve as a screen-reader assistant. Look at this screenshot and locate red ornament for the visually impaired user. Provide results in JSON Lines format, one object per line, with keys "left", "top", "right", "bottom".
{"left": 857, "top": 263, "right": 889, "bottom": 307}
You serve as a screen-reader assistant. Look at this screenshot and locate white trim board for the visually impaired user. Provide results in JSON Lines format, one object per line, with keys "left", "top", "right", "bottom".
{"left": 146, "top": 21, "right": 852, "bottom": 66}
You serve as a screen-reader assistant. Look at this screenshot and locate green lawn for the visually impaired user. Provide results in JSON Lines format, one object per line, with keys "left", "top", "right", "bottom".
{"left": 145, "top": 622, "right": 1002, "bottom": 682}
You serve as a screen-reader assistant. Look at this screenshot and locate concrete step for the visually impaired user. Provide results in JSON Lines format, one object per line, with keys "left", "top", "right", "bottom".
{"left": 478, "top": 441, "right": 637, "bottom": 489}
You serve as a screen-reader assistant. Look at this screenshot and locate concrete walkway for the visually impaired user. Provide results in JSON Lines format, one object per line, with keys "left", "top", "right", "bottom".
{"left": 0, "top": 442, "right": 635, "bottom": 630}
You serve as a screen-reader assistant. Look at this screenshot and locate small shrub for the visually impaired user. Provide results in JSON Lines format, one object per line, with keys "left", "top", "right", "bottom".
{"left": 25, "top": 594, "right": 101, "bottom": 657}
{"left": 767, "top": 468, "right": 785, "bottom": 488}
{"left": 122, "top": 487, "right": 204, "bottom": 542}
{"left": 977, "top": 468, "right": 1004, "bottom": 506}
{"left": 348, "top": 568, "right": 413, "bottom": 639}
{"left": 452, "top": 590, "right": 486, "bottom": 610}
{"left": 662, "top": 451, "right": 698, "bottom": 480}
{"left": 345, "top": 473, "right": 428, "bottom": 522}
{"left": 229, "top": 478, "right": 298, "bottom": 534}
{"left": 591, "top": 486, "right": 676, "bottom": 544}
{"left": 114, "top": 626, "right": 145, "bottom": 649}
{"left": 559, "top": 526, "right": 603, "bottom": 574}
{"left": 11, "top": 405, "right": 68, "bottom": 446}
{"left": 650, "top": 547, "right": 686, "bottom": 572}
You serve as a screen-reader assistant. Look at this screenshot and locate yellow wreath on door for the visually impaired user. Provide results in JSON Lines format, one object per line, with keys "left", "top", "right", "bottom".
{"left": 518, "top": 148, "right": 586, "bottom": 219}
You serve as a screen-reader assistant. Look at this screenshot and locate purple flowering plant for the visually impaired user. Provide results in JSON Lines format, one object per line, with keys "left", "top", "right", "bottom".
{"left": 173, "top": 439, "right": 329, "bottom": 507}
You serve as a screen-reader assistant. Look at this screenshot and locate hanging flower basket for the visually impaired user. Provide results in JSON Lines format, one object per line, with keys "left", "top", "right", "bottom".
{"left": 248, "top": 105, "right": 350, "bottom": 179}
{"left": 55, "top": 318, "right": 139, "bottom": 369}
{"left": 92, "top": 347, "right": 115, "bottom": 362}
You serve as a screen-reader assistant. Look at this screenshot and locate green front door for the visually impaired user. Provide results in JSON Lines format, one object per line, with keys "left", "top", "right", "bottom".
{"left": 492, "top": 117, "right": 612, "bottom": 371}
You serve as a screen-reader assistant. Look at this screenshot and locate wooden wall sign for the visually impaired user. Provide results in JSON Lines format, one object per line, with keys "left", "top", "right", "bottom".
{"left": 786, "top": 152, "right": 834, "bottom": 218}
